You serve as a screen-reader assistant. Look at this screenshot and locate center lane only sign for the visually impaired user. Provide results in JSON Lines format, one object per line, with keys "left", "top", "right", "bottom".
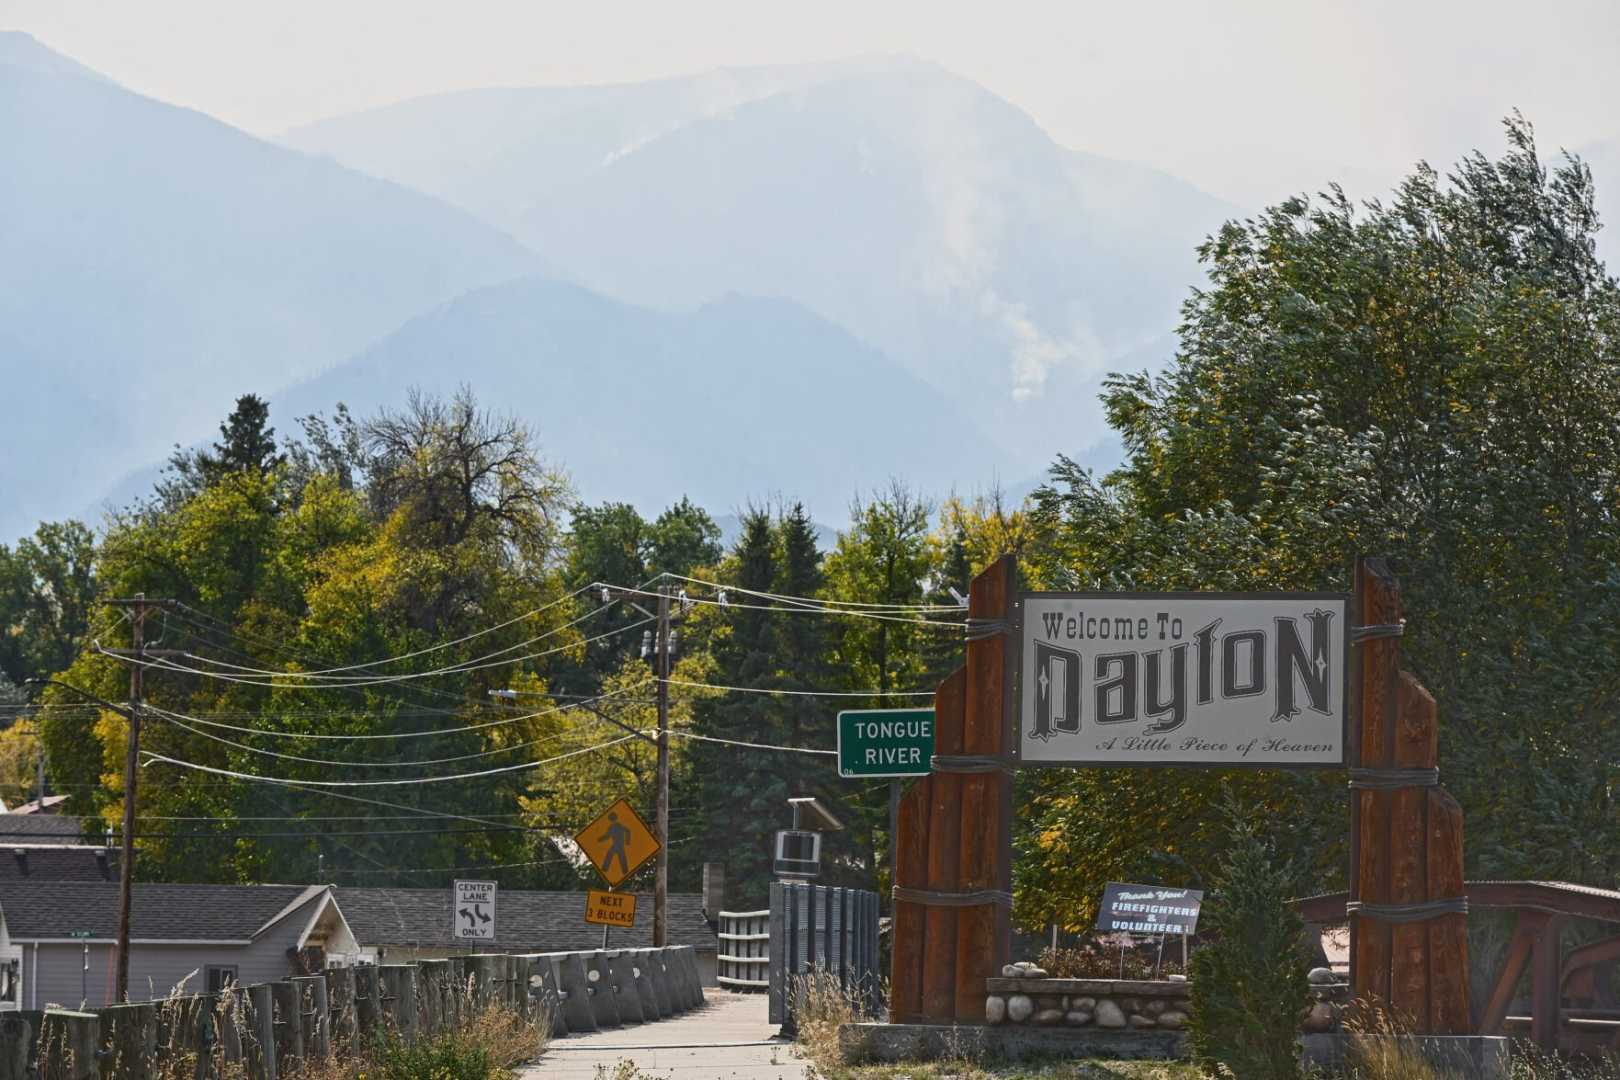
{"left": 1018, "top": 592, "right": 1348, "bottom": 767}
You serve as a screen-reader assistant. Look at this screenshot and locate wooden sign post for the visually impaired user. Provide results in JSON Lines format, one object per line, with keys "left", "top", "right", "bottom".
{"left": 889, "top": 555, "right": 1469, "bottom": 1034}
{"left": 1350, "top": 558, "right": 1469, "bottom": 1032}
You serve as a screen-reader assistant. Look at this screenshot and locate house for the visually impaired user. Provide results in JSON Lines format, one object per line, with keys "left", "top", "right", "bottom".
{"left": 0, "top": 882, "right": 361, "bottom": 1010}
{"left": 0, "top": 812, "right": 116, "bottom": 884}
{"left": 334, "top": 888, "right": 720, "bottom": 984}
{"left": 5, "top": 795, "right": 73, "bottom": 816}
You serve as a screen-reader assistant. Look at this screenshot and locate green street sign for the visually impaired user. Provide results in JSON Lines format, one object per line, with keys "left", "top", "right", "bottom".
{"left": 837, "top": 708, "right": 935, "bottom": 778}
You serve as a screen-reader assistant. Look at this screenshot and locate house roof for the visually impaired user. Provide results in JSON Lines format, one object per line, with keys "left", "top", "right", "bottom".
{"left": 0, "top": 882, "right": 327, "bottom": 941}
{"left": 335, "top": 888, "right": 717, "bottom": 953}
{"left": 0, "top": 815, "right": 89, "bottom": 841}
{"left": 0, "top": 845, "right": 115, "bottom": 882}
{"left": 6, "top": 795, "right": 72, "bottom": 816}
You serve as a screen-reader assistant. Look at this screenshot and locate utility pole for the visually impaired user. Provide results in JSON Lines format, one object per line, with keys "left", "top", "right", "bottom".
{"left": 654, "top": 585, "right": 671, "bottom": 948}
{"left": 97, "top": 595, "right": 182, "bottom": 1003}
{"left": 110, "top": 595, "right": 149, "bottom": 1003}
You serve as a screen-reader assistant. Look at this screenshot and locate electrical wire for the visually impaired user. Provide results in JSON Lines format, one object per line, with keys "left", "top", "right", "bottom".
{"left": 102, "top": 615, "right": 655, "bottom": 687}
{"left": 649, "top": 572, "right": 967, "bottom": 612}
{"left": 140, "top": 680, "right": 648, "bottom": 743}
{"left": 142, "top": 730, "right": 648, "bottom": 787}
{"left": 665, "top": 731, "right": 836, "bottom": 756}
{"left": 603, "top": 582, "right": 967, "bottom": 628}
{"left": 662, "top": 678, "right": 935, "bottom": 698}
{"left": 172, "top": 599, "right": 613, "bottom": 683}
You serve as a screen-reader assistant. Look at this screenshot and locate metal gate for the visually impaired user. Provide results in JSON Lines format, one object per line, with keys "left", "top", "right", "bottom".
{"left": 767, "top": 883, "right": 880, "bottom": 1027}
{"left": 716, "top": 909, "right": 770, "bottom": 991}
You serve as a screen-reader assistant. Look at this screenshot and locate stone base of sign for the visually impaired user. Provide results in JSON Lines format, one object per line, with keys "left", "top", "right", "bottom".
{"left": 985, "top": 978, "right": 1189, "bottom": 1032}
{"left": 838, "top": 1021, "right": 1185, "bottom": 1064}
{"left": 1300, "top": 1034, "right": 1511, "bottom": 1079}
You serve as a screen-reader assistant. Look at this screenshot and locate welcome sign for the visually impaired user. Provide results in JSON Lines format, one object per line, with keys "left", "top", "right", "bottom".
{"left": 1017, "top": 593, "right": 1348, "bottom": 766}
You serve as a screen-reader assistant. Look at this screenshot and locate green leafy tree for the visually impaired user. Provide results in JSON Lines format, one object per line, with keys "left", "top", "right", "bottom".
{"left": 1187, "top": 800, "right": 1311, "bottom": 1079}
{"left": 0, "top": 520, "right": 98, "bottom": 686}
{"left": 1021, "top": 116, "right": 1620, "bottom": 922}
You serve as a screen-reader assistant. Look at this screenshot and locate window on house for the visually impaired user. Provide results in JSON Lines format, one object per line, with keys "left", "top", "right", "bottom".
{"left": 0, "top": 953, "right": 19, "bottom": 1009}
{"left": 205, "top": 965, "right": 238, "bottom": 994}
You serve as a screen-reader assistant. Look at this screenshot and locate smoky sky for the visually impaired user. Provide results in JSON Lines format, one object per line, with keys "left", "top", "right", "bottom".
{"left": 9, "top": 0, "right": 1620, "bottom": 209}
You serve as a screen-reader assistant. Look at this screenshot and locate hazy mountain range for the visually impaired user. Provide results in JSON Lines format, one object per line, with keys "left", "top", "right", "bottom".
{"left": 16, "top": 32, "right": 1492, "bottom": 543}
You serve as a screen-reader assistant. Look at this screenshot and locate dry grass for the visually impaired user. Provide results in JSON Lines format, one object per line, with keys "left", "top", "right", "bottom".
{"left": 42, "top": 970, "right": 547, "bottom": 1080}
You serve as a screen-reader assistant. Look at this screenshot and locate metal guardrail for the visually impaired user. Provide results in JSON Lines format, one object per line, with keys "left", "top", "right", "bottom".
{"left": 767, "top": 883, "right": 880, "bottom": 1029}
{"left": 716, "top": 909, "right": 770, "bottom": 990}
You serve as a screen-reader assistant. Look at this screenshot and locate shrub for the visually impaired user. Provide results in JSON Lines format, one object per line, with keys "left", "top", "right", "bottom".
{"left": 1186, "top": 800, "right": 1311, "bottom": 1080}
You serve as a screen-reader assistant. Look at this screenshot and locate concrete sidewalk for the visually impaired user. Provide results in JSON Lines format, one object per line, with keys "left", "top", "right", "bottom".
{"left": 522, "top": 990, "right": 809, "bottom": 1078}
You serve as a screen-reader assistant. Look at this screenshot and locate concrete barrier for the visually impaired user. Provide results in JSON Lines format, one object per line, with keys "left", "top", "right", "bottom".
{"left": 548, "top": 953, "right": 598, "bottom": 1034}
{"left": 638, "top": 948, "right": 676, "bottom": 1016}
{"left": 582, "top": 952, "right": 621, "bottom": 1028}
{"left": 623, "top": 950, "right": 662, "bottom": 1020}
{"left": 600, "top": 950, "right": 644, "bottom": 1024}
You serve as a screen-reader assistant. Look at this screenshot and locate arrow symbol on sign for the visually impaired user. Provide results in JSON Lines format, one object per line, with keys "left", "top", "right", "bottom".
{"left": 460, "top": 907, "right": 476, "bottom": 928}
{"left": 477, "top": 906, "right": 491, "bottom": 925}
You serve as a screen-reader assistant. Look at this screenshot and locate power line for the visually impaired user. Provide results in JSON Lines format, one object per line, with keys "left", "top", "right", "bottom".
{"left": 664, "top": 730, "right": 836, "bottom": 756}
{"left": 142, "top": 730, "right": 647, "bottom": 787}
{"left": 169, "top": 600, "right": 614, "bottom": 684}
{"left": 604, "top": 582, "right": 967, "bottom": 628}
{"left": 648, "top": 572, "right": 967, "bottom": 612}
{"left": 104, "top": 615, "right": 654, "bottom": 687}
{"left": 664, "top": 678, "right": 935, "bottom": 698}
{"left": 139, "top": 683, "right": 644, "bottom": 744}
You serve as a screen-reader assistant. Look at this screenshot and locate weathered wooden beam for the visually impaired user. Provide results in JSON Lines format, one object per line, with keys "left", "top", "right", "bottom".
{"left": 1528, "top": 912, "right": 1567, "bottom": 1051}
{"left": 1353, "top": 558, "right": 1401, "bottom": 1009}
{"left": 920, "top": 666, "right": 964, "bottom": 1020}
{"left": 954, "top": 554, "right": 1015, "bottom": 1021}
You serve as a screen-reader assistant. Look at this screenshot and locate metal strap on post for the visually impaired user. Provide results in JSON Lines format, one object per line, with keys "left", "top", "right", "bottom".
{"left": 892, "top": 885, "right": 1014, "bottom": 908}
{"left": 1350, "top": 621, "right": 1406, "bottom": 642}
{"left": 1347, "top": 897, "right": 1469, "bottom": 922}
{"left": 930, "top": 754, "right": 1013, "bottom": 774}
{"left": 1348, "top": 767, "right": 1440, "bottom": 789}
{"left": 964, "top": 617, "right": 1012, "bottom": 641}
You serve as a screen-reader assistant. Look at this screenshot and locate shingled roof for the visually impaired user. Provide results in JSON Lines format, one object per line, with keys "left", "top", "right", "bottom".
{"left": 0, "top": 815, "right": 90, "bottom": 841}
{"left": 0, "top": 882, "right": 327, "bottom": 941}
{"left": 0, "top": 845, "right": 116, "bottom": 882}
{"left": 335, "top": 888, "right": 716, "bottom": 953}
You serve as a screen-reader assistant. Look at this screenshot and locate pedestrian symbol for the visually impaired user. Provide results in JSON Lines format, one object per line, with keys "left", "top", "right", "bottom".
{"left": 574, "top": 798, "right": 660, "bottom": 888}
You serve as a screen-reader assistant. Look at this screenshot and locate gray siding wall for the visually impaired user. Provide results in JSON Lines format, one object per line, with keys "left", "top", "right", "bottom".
{"left": 25, "top": 896, "right": 322, "bottom": 1009}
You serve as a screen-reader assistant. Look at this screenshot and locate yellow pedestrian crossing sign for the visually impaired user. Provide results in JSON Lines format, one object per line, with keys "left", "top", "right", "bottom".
{"left": 574, "top": 798, "right": 660, "bottom": 888}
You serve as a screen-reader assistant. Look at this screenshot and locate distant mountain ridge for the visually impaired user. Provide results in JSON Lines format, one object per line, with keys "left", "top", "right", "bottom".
{"left": 285, "top": 57, "right": 1235, "bottom": 471}
{"left": 261, "top": 277, "right": 1019, "bottom": 520}
{"left": 0, "top": 33, "right": 540, "bottom": 540}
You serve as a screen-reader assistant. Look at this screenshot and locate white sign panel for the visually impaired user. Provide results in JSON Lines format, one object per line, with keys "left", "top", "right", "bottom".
{"left": 452, "top": 879, "right": 497, "bottom": 941}
{"left": 1018, "top": 593, "right": 1347, "bottom": 766}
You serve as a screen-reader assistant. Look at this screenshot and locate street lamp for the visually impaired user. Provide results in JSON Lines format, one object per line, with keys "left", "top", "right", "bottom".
{"left": 25, "top": 677, "right": 142, "bottom": 1002}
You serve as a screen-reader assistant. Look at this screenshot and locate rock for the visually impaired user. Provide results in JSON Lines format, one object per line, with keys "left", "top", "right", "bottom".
{"left": 1094, "top": 999, "right": 1127, "bottom": 1028}
{"left": 1001, "top": 964, "right": 1020, "bottom": 977}
{"left": 1006, "top": 994, "right": 1035, "bottom": 1023}
{"left": 1129, "top": 1014, "right": 1156, "bottom": 1028}
{"left": 1072, "top": 996, "right": 1096, "bottom": 1010}
{"left": 1145, "top": 999, "right": 1168, "bottom": 1015}
{"left": 1033, "top": 1008, "right": 1065, "bottom": 1026}
{"left": 1121, "top": 998, "right": 1140, "bottom": 1013}
{"left": 1303, "top": 1001, "right": 1336, "bottom": 1033}
{"left": 1157, "top": 1010, "right": 1187, "bottom": 1030}
{"left": 1308, "top": 967, "right": 1337, "bottom": 986}
{"left": 1020, "top": 967, "right": 1049, "bottom": 979}
{"left": 1037, "top": 995, "right": 1064, "bottom": 1011}
{"left": 1066, "top": 1010, "right": 1093, "bottom": 1026}
{"left": 985, "top": 995, "right": 1006, "bottom": 1024}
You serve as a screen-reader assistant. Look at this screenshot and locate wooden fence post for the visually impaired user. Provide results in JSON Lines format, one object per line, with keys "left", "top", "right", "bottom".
{"left": 97, "top": 1002, "right": 155, "bottom": 1078}
{"left": 244, "top": 984, "right": 276, "bottom": 1080}
{"left": 39, "top": 1010, "right": 100, "bottom": 1080}
{"left": 0, "top": 1014, "right": 30, "bottom": 1080}
{"left": 290, "top": 976, "right": 327, "bottom": 1060}
{"left": 1350, "top": 558, "right": 1470, "bottom": 1034}
{"left": 417, "top": 960, "right": 447, "bottom": 1035}
{"left": 396, "top": 967, "right": 418, "bottom": 1043}
{"left": 352, "top": 967, "right": 380, "bottom": 1043}
{"left": 446, "top": 958, "right": 467, "bottom": 1028}
{"left": 269, "top": 983, "right": 301, "bottom": 1074}
{"left": 324, "top": 967, "right": 356, "bottom": 1056}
